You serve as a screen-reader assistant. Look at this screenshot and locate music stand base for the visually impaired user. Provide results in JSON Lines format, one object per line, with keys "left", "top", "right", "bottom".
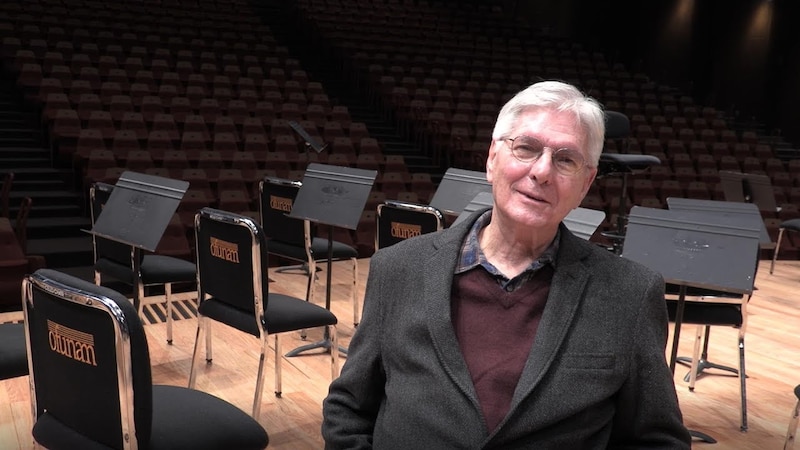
{"left": 285, "top": 338, "right": 347, "bottom": 357}
{"left": 690, "top": 429, "right": 717, "bottom": 443}
{"left": 600, "top": 231, "right": 625, "bottom": 254}
{"left": 275, "top": 263, "right": 311, "bottom": 275}
{"left": 676, "top": 356, "right": 740, "bottom": 383}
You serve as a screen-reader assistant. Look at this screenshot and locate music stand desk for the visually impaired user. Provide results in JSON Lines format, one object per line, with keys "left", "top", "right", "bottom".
{"left": 623, "top": 206, "right": 759, "bottom": 441}
{"left": 719, "top": 170, "right": 779, "bottom": 215}
{"left": 287, "top": 163, "right": 377, "bottom": 356}
{"left": 86, "top": 171, "right": 189, "bottom": 311}
{"left": 429, "top": 167, "right": 491, "bottom": 216}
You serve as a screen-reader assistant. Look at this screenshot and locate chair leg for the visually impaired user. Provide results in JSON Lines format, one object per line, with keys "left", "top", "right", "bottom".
{"left": 136, "top": 279, "right": 146, "bottom": 319}
{"left": 165, "top": 282, "right": 173, "bottom": 344}
{"left": 678, "top": 326, "right": 738, "bottom": 383}
{"left": 772, "top": 228, "right": 786, "bottom": 275}
{"left": 205, "top": 318, "right": 213, "bottom": 362}
{"left": 253, "top": 335, "right": 270, "bottom": 418}
{"left": 688, "top": 325, "right": 703, "bottom": 391}
{"left": 301, "top": 259, "right": 318, "bottom": 340}
{"left": 785, "top": 393, "right": 800, "bottom": 450}
{"left": 187, "top": 315, "right": 206, "bottom": 389}
{"left": 351, "top": 257, "right": 359, "bottom": 327}
{"left": 329, "top": 325, "right": 339, "bottom": 380}
{"left": 273, "top": 333, "right": 282, "bottom": 398}
{"left": 739, "top": 334, "right": 748, "bottom": 432}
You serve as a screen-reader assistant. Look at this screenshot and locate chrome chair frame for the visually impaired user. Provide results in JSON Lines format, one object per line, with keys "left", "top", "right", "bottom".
{"left": 375, "top": 199, "right": 444, "bottom": 250}
{"left": 23, "top": 270, "right": 139, "bottom": 449}
{"left": 188, "top": 208, "right": 339, "bottom": 418}
{"left": 258, "top": 177, "right": 359, "bottom": 326}
{"left": 24, "top": 268, "right": 268, "bottom": 449}
{"left": 667, "top": 290, "right": 750, "bottom": 431}
{"left": 89, "top": 182, "right": 196, "bottom": 343}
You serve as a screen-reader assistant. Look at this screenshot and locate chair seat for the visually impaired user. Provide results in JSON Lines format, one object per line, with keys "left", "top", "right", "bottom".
{"left": 0, "top": 322, "right": 28, "bottom": 379}
{"left": 32, "top": 386, "right": 268, "bottom": 450}
{"left": 309, "top": 237, "right": 358, "bottom": 260}
{"left": 140, "top": 255, "right": 196, "bottom": 284}
{"left": 666, "top": 301, "right": 743, "bottom": 327}
{"left": 150, "top": 385, "right": 268, "bottom": 449}
{"left": 200, "top": 293, "right": 338, "bottom": 336}
{"left": 95, "top": 255, "right": 196, "bottom": 285}
{"left": 598, "top": 153, "right": 661, "bottom": 176}
{"left": 269, "top": 238, "right": 357, "bottom": 262}
{"left": 780, "top": 218, "right": 800, "bottom": 232}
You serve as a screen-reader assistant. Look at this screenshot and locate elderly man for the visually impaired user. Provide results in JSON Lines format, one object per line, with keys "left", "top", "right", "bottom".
{"left": 322, "top": 80, "right": 691, "bottom": 449}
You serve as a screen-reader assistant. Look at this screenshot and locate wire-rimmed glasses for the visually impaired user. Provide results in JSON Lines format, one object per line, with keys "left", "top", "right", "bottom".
{"left": 503, "top": 136, "right": 588, "bottom": 176}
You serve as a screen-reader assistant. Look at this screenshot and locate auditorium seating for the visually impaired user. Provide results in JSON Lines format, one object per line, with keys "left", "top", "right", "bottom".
{"left": 1, "top": 0, "right": 798, "bottom": 262}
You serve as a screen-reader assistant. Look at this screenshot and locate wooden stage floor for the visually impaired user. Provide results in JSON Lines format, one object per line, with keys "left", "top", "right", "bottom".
{"left": 1, "top": 258, "right": 799, "bottom": 449}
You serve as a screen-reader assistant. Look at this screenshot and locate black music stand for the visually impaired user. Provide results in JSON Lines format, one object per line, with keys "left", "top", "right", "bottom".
{"left": 285, "top": 163, "right": 377, "bottom": 356}
{"left": 86, "top": 171, "right": 189, "bottom": 305}
{"left": 622, "top": 206, "right": 760, "bottom": 442}
{"left": 452, "top": 191, "right": 493, "bottom": 226}
{"left": 668, "top": 197, "right": 774, "bottom": 254}
{"left": 563, "top": 207, "right": 606, "bottom": 241}
{"left": 289, "top": 120, "right": 327, "bottom": 162}
{"left": 719, "top": 170, "right": 779, "bottom": 215}
{"left": 666, "top": 197, "right": 766, "bottom": 381}
{"left": 429, "top": 167, "right": 492, "bottom": 217}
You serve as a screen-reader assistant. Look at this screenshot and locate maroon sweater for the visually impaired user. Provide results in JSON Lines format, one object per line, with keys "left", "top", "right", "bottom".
{"left": 451, "top": 266, "right": 553, "bottom": 432}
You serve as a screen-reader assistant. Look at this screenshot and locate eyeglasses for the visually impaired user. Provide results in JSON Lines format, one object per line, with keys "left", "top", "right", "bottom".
{"left": 502, "top": 136, "right": 588, "bottom": 176}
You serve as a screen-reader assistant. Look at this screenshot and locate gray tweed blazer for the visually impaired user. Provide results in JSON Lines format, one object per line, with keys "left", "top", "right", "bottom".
{"left": 322, "top": 209, "right": 691, "bottom": 449}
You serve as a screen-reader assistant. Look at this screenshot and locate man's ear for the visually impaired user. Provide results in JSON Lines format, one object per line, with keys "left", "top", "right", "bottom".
{"left": 486, "top": 141, "right": 498, "bottom": 183}
{"left": 582, "top": 166, "right": 598, "bottom": 194}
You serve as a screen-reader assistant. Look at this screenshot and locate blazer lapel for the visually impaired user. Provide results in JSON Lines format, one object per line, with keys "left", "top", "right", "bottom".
{"left": 424, "top": 220, "right": 482, "bottom": 405}
{"left": 508, "top": 230, "right": 592, "bottom": 407}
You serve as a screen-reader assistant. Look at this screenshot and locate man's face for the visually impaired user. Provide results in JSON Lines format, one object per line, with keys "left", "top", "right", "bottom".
{"left": 486, "top": 109, "right": 598, "bottom": 235}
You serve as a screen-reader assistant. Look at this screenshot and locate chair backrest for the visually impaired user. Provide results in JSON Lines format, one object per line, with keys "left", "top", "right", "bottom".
{"left": 376, "top": 200, "right": 444, "bottom": 249}
{"left": 23, "top": 268, "right": 152, "bottom": 448}
{"left": 257, "top": 176, "right": 309, "bottom": 248}
{"left": 89, "top": 182, "right": 137, "bottom": 268}
{"left": 194, "top": 208, "right": 267, "bottom": 336}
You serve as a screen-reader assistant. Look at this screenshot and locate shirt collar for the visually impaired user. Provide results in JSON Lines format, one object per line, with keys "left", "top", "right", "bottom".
{"left": 456, "top": 210, "right": 560, "bottom": 283}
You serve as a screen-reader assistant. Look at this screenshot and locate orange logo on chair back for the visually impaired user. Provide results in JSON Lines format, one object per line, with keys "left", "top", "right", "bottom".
{"left": 48, "top": 320, "right": 97, "bottom": 366}
{"left": 269, "top": 195, "right": 292, "bottom": 212}
{"left": 390, "top": 222, "right": 422, "bottom": 239}
{"left": 210, "top": 237, "right": 240, "bottom": 263}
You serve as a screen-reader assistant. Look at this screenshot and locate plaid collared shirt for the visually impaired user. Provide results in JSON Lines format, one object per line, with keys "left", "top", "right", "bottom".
{"left": 455, "top": 210, "right": 559, "bottom": 292}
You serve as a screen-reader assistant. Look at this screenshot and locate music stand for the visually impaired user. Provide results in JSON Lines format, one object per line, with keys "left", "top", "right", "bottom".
{"left": 622, "top": 206, "right": 760, "bottom": 441}
{"left": 285, "top": 163, "right": 377, "bottom": 356}
{"left": 452, "top": 191, "right": 493, "bottom": 226}
{"left": 563, "top": 207, "right": 606, "bottom": 241}
{"left": 718, "top": 170, "right": 779, "bottom": 215}
{"left": 666, "top": 197, "right": 767, "bottom": 380}
{"left": 667, "top": 197, "right": 774, "bottom": 251}
{"left": 429, "top": 168, "right": 492, "bottom": 217}
{"left": 86, "top": 171, "right": 189, "bottom": 306}
{"left": 289, "top": 120, "right": 327, "bottom": 163}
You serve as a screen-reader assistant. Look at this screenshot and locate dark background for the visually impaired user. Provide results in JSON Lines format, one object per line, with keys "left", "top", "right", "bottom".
{"left": 500, "top": 0, "right": 799, "bottom": 146}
